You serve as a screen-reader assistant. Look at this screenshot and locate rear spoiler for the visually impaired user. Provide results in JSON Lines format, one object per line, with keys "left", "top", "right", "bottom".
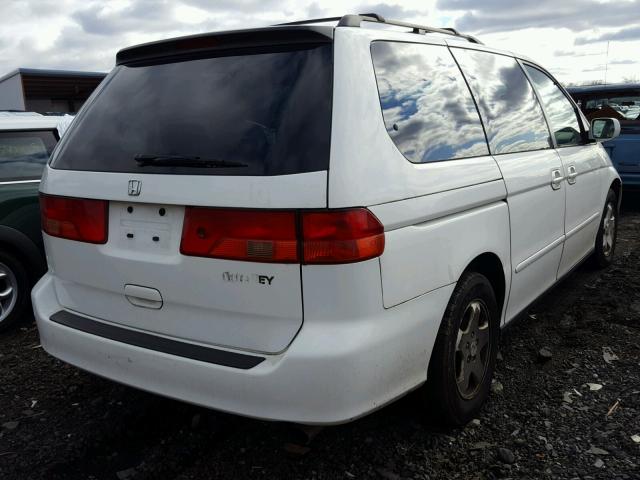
{"left": 116, "top": 26, "right": 333, "bottom": 66}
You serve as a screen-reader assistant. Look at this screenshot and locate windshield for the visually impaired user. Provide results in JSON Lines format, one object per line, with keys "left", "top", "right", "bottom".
{"left": 576, "top": 91, "right": 640, "bottom": 133}
{"left": 51, "top": 44, "right": 333, "bottom": 176}
{"left": 0, "top": 130, "right": 57, "bottom": 180}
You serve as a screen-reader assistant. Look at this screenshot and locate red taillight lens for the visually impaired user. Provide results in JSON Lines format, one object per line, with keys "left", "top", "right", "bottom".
{"left": 302, "top": 209, "right": 385, "bottom": 264}
{"left": 180, "top": 207, "right": 385, "bottom": 264}
{"left": 181, "top": 208, "right": 298, "bottom": 263}
{"left": 40, "top": 194, "right": 108, "bottom": 244}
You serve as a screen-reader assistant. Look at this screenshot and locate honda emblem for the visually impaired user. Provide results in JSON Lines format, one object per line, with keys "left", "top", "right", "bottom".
{"left": 128, "top": 180, "right": 141, "bottom": 196}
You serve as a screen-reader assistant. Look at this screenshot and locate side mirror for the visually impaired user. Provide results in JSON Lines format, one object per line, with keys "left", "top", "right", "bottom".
{"left": 590, "top": 117, "right": 621, "bottom": 142}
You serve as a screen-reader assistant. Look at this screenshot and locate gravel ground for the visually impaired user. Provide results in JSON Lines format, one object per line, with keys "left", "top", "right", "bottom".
{"left": 1, "top": 194, "right": 639, "bottom": 480}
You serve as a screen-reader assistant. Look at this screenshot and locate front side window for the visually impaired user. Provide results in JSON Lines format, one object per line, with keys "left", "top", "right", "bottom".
{"left": 370, "top": 41, "right": 489, "bottom": 163}
{"left": 524, "top": 65, "right": 582, "bottom": 147}
{"left": 0, "top": 130, "right": 57, "bottom": 181}
{"left": 452, "top": 49, "right": 551, "bottom": 155}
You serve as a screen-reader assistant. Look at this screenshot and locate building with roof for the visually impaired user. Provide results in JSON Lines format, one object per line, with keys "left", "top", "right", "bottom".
{"left": 0, "top": 68, "right": 106, "bottom": 114}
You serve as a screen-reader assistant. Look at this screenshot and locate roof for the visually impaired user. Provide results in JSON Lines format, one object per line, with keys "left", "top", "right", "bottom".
{"left": 112, "top": 18, "right": 526, "bottom": 72}
{"left": 0, "top": 68, "right": 107, "bottom": 84}
{"left": 567, "top": 83, "right": 640, "bottom": 94}
{"left": 0, "top": 115, "right": 70, "bottom": 131}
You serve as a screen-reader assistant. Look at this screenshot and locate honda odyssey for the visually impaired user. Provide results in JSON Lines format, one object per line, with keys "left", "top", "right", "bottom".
{"left": 32, "top": 14, "right": 622, "bottom": 425}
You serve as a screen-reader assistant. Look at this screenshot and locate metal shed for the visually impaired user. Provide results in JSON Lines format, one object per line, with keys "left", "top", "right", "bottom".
{"left": 0, "top": 68, "right": 106, "bottom": 114}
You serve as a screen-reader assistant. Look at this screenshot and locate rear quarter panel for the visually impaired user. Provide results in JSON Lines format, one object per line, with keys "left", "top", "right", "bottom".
{"left": 371, "top": 196, "right": 510, "bottom": 311}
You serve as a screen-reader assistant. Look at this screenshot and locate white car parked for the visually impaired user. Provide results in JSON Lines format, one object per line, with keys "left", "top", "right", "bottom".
{"left": 32, "top": 14, "right": 621, "bottom": 426}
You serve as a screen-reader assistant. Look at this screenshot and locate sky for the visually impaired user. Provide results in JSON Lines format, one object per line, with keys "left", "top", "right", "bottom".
{"left": 1, "top": 0, "right": 639, "bottom": 85}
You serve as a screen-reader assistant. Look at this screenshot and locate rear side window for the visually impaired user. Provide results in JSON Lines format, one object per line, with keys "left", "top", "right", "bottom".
{"left": 524, "top": 65, "right": 582, "bottom": 147}
{"left": 51, "top": 44, "right": 333, "bottom": 176}
{"left": 370, "top": 41, "right": 489, "bottom": 163}
{"left": 0, "top": 130, "right": 57, "bottom": 181}
{"left": 452, "top": 49, "right": 551, "bottom": 155}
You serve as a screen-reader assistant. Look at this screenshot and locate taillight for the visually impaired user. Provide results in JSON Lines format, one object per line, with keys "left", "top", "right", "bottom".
{"left": 40, "top": 194, "right": 108, "bottom": 244}
{"left": 180, "top": 207, "right": 384, "bottom": 264}
{"left": 302, "top": 209, "right": 385, "bottom": 264}
{"left": 180, "top": 208, "right": 298, "bottom": 263}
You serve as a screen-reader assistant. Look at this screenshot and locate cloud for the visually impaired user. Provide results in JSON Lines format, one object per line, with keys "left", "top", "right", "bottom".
{"left": 610, "top": 59, "right": 637, "bottom": 65}
{"left": 553, "top": 49, "right": 603, "bottom": 57}
{"left": 355, "top": 3, "right": 427, "bottom": 19}
{"left": 575, "top": 24, "right": 640, "bottom": 44}
{"left": 307, "top": 2, "right": 328, "bottom": 17}
{"left": 72, "top": 2, "right": 178, "bottom": 36}
{"left": 183, "top": 0, "right": 281, "bottom": 13}
{"left": 0, "top": 0, "right": 637, "bottom": 87}
{"left": 582, "top": 65, "right": 607, "bottom": 73}
{"left": 437, "top": 0, "right": 640, "bottom": 34}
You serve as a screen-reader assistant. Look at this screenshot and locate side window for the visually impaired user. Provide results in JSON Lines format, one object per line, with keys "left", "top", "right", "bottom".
{"left": 452, "top": 49, "right": 551, "bottom": 155}
{"left": 0, "top": 130, "right": 58, "bottom": 181}
{"left": 524, "top": 65, "right": 582, "bottom": 147}
{"left": 370, "top": 41, "right": 489, "bottom": 163}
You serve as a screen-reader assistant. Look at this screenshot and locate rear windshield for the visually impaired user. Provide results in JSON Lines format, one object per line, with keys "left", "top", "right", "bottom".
{"left": 574, "top": 90, "right": 640, "bottom": 133}
{"left": 51, "top": 44, "right": 333, "bottom": 176}
{"left": 0, "top": 130, "right": 57, "bottom": 181}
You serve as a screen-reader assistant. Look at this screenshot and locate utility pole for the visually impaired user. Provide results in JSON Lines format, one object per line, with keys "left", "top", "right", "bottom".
{"left": 604, "top": 41, "right": 610, "bottom": 85}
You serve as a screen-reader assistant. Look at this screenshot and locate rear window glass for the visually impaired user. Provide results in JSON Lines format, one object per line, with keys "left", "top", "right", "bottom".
{"left": 51, "top": 44, "right": 333, "bottom": 176}
{"left": 0, "top": 130, "right": 57, "bottom": 181}
{"left": 452, "top": 49, "right": 552, "bottom": 155}
{"left": 575, "top": 91, "right": 640, "bottom": 133}
{"left": 371, "top": 41, "right": 489, "bottom": 163}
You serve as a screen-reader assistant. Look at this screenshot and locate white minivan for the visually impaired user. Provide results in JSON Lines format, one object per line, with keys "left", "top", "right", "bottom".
{"left": 32, "top": 14, "right": 621, "bottom": 426}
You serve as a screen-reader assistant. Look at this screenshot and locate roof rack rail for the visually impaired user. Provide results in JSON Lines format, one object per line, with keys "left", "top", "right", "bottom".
{"left": 275, "top": 12, "right": 482, "bottom": 44}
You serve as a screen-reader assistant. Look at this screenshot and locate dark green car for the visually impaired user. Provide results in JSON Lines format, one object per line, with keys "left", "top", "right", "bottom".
{"left": 0, "top": 114, "right": 66, "bottom": 331}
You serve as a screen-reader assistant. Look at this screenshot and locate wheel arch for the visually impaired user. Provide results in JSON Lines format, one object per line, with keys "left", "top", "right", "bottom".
{"left": 461, "top": 252, "right": 507, "bottom": 319}
{"left": 0, "top": 226, "right": 46, "bottom": 284}
{"left": 610, "top": 178, "right": 622, "bottom": 209}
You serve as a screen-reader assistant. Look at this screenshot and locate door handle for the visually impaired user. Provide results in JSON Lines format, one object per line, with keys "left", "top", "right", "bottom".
{"left": 567, "top": 165, "right": 578, "bottom": 185}
{"left": 551, "top": 169, "right": 564, "bottom": 190}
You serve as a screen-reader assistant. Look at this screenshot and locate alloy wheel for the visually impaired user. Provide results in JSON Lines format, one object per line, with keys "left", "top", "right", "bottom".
{"left": 0, "top": 262, "right": 18, "bottom": 323}
{"left": 454, "top": 299, "right": 492, "bottom": 399}
{"left": 602, "top": 203, "right": 616, "bottom": 257}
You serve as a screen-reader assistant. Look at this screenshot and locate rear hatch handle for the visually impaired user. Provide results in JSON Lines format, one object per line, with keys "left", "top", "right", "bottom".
{"left": 124, "top": 284, "right": 163, "bottom": 309}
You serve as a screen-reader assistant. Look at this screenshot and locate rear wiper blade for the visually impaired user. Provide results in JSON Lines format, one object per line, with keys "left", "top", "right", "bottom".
{"left": 134, "top": 154, "right": 248, "bottom": 168}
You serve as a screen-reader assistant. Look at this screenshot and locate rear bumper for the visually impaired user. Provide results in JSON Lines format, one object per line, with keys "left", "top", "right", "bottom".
{"left": 33, "top": 273, "right": 453, "bottom": 424}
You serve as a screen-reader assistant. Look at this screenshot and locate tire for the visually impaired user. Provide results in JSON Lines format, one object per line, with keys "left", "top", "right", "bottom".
{"left": 422, "top": 272, "right": 499, "bottom": 426}
{"left": 592, "top": 189, "right": 618, "bottom": 269}
{"left": 0, "top": 250, "right": 30, "bottom": 333}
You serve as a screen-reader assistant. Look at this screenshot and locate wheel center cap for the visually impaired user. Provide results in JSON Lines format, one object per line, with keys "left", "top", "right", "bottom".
{"left": 470, "top": 341, "right": 478, "bottom": 356}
